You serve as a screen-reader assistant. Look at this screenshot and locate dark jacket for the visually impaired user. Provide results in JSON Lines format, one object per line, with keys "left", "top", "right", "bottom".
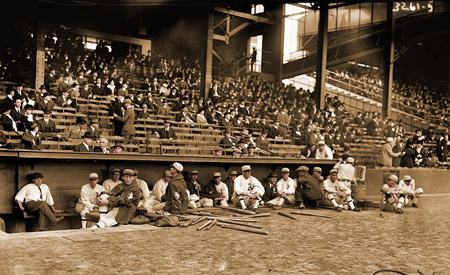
{"left": 262, "top": 180, "right": 278, "bottom": 202}
{"left": 73, "top": 143, "right": 93, "bottom": 152}
{"left": 107, "top": 181, "right": 142, "bottom": 224}
{"left": 295, "top": 173, "right": 322, "bottom": 202}
{"left": 21, "top": 132, "right": 41, "bottom": 150}
{"left": 37, "top": 118, "right": 57, "bottom": 133}
{"left": 163, "top": 174, "right": 188, "bottom": 214}
{"left": 400, "top": 145, "right": 416, "bottom": 168}
{"left": 201, "top": 180, "right": 222, "bottom": 199}
{"left": 158, "top": 127, "right": 176, "bottom": 139}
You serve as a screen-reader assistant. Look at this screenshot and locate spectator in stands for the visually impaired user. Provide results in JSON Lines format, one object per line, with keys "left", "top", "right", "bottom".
{"left": 414, "top": 141, "right": 429, "bottom": 167}
{"left": 399, "top": 175, "right": 423, "bottom": 208}
{"left": 21, "top": 104, "right": 35, "bottom": 131}
{"left": 15, "top": 172, "right": 64, "bottom": 231}
{"left": 79, "top": 82, "right": 92, "bottom": 99}
{"left": 64, "top": 117, "right": 87, "bottom": 140}
{"left": 196, "top": 109, "right": 208, "bottom": 125}
{"left": 74, "top": 132, "right": 94, "bottom": 152}
{"left": 381, "top": 175, "right": 406, "bottom": 214}
{"left": 110, "top": 95, "right": 124, "bottom": 136}
{"left": 163, "top": 162, "right": 188, "bottom": 214}
{"left": 232, "top": 165, "right": 265, "bottom": 210}
{"left": 212, "top": 146, "right": 224, "bottom": 157}
{"left": 157, "top": 99, "right": 171, "bottom": 116}
{"left": 133, "top": 170, "right": 151, "bottom": 211}
{"left": 201, "top": 172, "right": 229, "bottom": 207}
{"left": 92, "top": 169, "right": 142, "bottom": 228}
{"left": 295, "top": 166, "right": 322, "bottom": 209}
{"left": 56, "top": 89, "right": 76, "bottom": 109}
{"left": 10, "top": 98, "right": 23, "bottom": 128}
{"left": 436, "top": 134, "right": 448, "bottom": 162}
{"left": 36, "top": 110, "right": 58, "bottom": 139}
{"left": 400, "top": 140, "right": 416, "bottom": 168}
{"left": 21, "top": 124, "right": 41, "bottom": 150}
{"left": 114, "top": 98, "right": 135, "bottom": 142}
{"left": 176, "top": 106, "right": 194, "bottom": 125}
{"left": 35, "top": 93, "right": 55, "bottom": 112}
{"left": 316, "top": 140, "right": 333, "bottom": 159}
{"left": 94, "top": 137, "right": 110, "bottom": 154}
{"left": 323, "top": 169, "right": 360, "bottom": 212}
{"left": 220, "top": 130, "right": 235, "bottom": 148}
{"left": 1, "top": 88, "right": 15, "bottom": 111}
{"left": 86, "top": 118, "right": 100, "bottom": 139}
{"left": 255, "top": 131, "right": 269, "bottom": 148}
{"left": 155, "top": 120, "right": 176, "bottom": 139}
{"left": 111, "top": 143, "right": 125, "bottom": 154}
{"left": 147, "top": 170, "right": 172, "bottom": 211}
{"left": 1, "top": 108, "right": 18, "bottom": 132}
{"left": 392, "top": 136, "right": 405, "bottom": 167}
{"left": 379, "top": 137, "right": 403, "bottom": 167}
{"left": 77, "top": 172, "right": 105, "bottom": 228}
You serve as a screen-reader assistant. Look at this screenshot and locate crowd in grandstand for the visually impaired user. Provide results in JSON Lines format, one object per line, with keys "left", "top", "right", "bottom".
{"left": 0, "top": 29, "right": 448, "bottom": 168}
{"left": 331, "top": 65, "right": 449, "bottom": 128}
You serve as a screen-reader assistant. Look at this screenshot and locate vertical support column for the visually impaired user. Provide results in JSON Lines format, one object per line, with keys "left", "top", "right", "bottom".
{"left": 201, "top": 12, "right": 214, "bottom": 100}
{"left": 314, "top": 0, "right": 328, "bottom": 109}
{"left": 35, "top": 22, "right": 45, "bottom": 90}
{"left": 272, "top": 4, "right": 285, "bottom": 84}
{"left": 382, "top": 1, "right": 394, "bottom": 118}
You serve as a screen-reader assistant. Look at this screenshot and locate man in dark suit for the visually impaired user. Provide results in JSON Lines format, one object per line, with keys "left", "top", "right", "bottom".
{"left": 109, "top": 95, "right": 124, "bottom": 135}
{"left": 156, "top": 120, "right": 176, "bottom": 139}
{"left": 21, "top": 104, "right": 36, "bottom": 131}
{"left": 262, "top": 173, "right": 279, "bottom": 204}
{"left": 37, "top": 110, "right": 57, "bottom": 136}
{"left": 35, "top": 93, "right": 55, "bottom": 112}
{"left": 74, "top": 132, "right": 94, "bottom": 152}
{"left": 219, "top": 131, "right": 235, "bottom": 148}
{"left": 1, "top": 108, "right": 18, "bottom": 132}
{"left": 114, "top": 98, "right": 135, "bottom": 142}
{"left": 1, "top": 89, "right": 15, "bottom": 113}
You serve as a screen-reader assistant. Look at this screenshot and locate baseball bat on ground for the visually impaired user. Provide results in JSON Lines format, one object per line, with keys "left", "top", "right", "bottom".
{"left": 206, "top": 219, "right": 217, "bottom": 230}
{"left": 278, "top": 212, "right": 296, "bottom": 220}
{"left": 220, "top": 206, "right": 256, "bottom": 215}
{"left": 290, "top": 211, "right": 332, "bottom": 219}
{"left": 217, "top": 222, "right": 268, "bottom": 235}
{"left": 217, "top": 219, "right": 262, "bottom": 229}
{"left": 197, "top": 220, "right": 212, "bottom": 230}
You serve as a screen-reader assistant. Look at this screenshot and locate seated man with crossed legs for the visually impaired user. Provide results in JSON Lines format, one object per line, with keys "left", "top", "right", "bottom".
{"left": 15, "top": 172, "right": 64, "bottom": 231}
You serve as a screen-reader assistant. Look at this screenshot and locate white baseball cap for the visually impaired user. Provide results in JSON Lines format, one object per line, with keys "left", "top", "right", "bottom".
{"left": 172, "top": 162, "right": 183, "bottom": 172}
{"left": 241, "top": 165, "right": 251, "bottom": 172}
{"left": 281, "top": 167, "right": 290, "bottom": 173}
{"left": 88, "top": 173, "right": 98, "bottom": 179}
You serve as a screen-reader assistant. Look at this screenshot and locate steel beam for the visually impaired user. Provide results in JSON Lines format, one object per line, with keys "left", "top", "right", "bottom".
{"left": 214, "top": 7, "right": 273, "bottom": 24}
{"left": 382, "top": 1, "right": 394, "bottom": 118}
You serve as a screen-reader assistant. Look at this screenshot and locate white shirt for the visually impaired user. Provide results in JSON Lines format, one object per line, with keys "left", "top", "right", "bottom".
{"left": 337, "top": 163, "right": 355, "bottom": 181}
{"left": 276, "top": 177, "right": 296, "bottom": 195}
{"left": 234, "top": 175, "right": 265, "bottom": 197}
{"left": 150, "top": 178, "right": 169, "bottom": 202}
{"left": 316, "top": 145, "right": 333, "bottom": 159}
{"left": 215, "top": 181, "right": 229, "bottom": 202}
{"left": 136, "top": 179, "right": 150, "bottom": 201}
{"left": 80, "top": 183, "right": 105, "bottom": 211}
{"left": 381, "top": 184, "right": 405, "bottom": 195}
{"left": 323, "top": 178, "right": 351, "bottom": 195}
{"left": 103, "top": 179, "right": 122, "bottom": 192}
{"left": 399, "top": 179, "right": 416, "bottom": 194}
{"left": 15, "top": 183, "right": 54, "bottom": 205}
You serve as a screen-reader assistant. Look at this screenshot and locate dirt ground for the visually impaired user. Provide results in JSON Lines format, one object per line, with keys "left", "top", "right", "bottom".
{"left": 1, "top": 195, "right": 450, "bottom": 275}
